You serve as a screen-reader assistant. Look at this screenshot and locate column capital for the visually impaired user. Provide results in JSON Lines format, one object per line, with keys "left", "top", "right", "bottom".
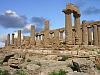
{"left": 73, "top": 13, "right": 81, "bottom": 18}
{"left": 87, "top": 25, "right": 92, "bottom": 28}
{"left": 49, "top": 31, "right": 54, "bottom": 34}
{"left": 93, "top": 24, "right": 97, "bottom": 28}
{"left": 63, "top": 9, "right": 72, "bottom": 14}
{"left": 97, "top": 24, "right": 100, "bottom": 27}
{"left": 12, "top": 33, "right": 15, "bottom": 35}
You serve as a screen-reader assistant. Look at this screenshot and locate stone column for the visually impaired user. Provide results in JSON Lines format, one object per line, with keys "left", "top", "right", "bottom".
{"left": 82, "top": 20, "right": 88, "bottom": 45}
{"left": 72, "top": 29, "right": 75, "bottom": 45}
{"left": 18, "top": 30, "right": 21, "bottom": 48}
{"left": 97, "top": 25, "right": 100, "bottom": 46}
{"left": 87, "top": 26, "right": 92, "bottom": 45}
{"left": 63, "top": 10, "right": 73, "bottom": 45}
{"left": 30, "top": 25, "right": 35, "bottom": 47}
{"left": 31, "top": 25, "right": 35, "bottom": 41}
{"left": 5, "top": 40, "right": 7, "bottom": 47}
{"left": 12, "top": 33, "right": 14, "bottom": 45}
{"left": 14, "top": 38, "right": 18, "bottom": 47}
{"left": 74, "top": 14, "right": 81, "bottom": 45}
{"left": 44, "top": 30, "right": 49, "bottom": 46}
{"left": 59, "top": 30, "right": 64, "bottom": 40}
{"left": 7, "top": 34, "right": 10, "bottom": 46}
{"left": 93, "top": 25, "right": 98, "bottom": 46}
{"left": 54, "top": 30, "right": 59, "bottom": 46}
{"left": 44, "top": 20, "right": 49, "bottom": 31}
{"left": 44, "top": 20, "right": 50, "bottom": 46}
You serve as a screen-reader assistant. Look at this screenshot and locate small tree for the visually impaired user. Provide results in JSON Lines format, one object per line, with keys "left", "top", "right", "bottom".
{"left": 48, "top": 69, "right": 66, "bottom": 75}
{"left": 0, "top": 69, "right": 9, "bottom": 75}
{"left": 16, "top": 69, "right": 26, "bottom": 75}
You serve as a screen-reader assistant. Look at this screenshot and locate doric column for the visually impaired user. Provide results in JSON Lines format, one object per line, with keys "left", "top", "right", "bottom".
{"left": 31, "top": 25, "right": 35, "bottom": 41}
{"left": 44, "top": 30, "right": 49, "bottom": 46}
{"left": 43, "top": 20, "right": 50, "bottom": 46}
{"left": 59, "top": 30, "right": 64, "bottom": 40}
{"left": 30, "top": 25, "right": 36, "bottom": 47}
{"left": 12, "top": 33, "right": 14, "bottom": 45}
{"left": 7, "top": 34, "right": 10, "bottom": 46}
{"left": 97, "top": 25, "right": 100, "bottom": 46}
{"left": 87, "top": 26, "right": 92, "bottom": 45}
{"left": 54, "top": 30, "right": 59, "bottom": 45}
{"left": 74, "top": 14, "right": 81, "bottom": 45}
{"left": 18, "top": 30, "right": 21, "bottom": 47}
{"left": 44, "top": 20, "right": 49, "bottom": 31}
{"left": 63, "top": 10, "right": 73, "bottom": 45}
{"left": 93, "top": 25, "right": 98, "bottom": 46}
{"left": 5, "top": 40, "right": 7, "bottom": 47}
{"left": 14, "top": 38, "right": 18, "bottom": 47}
{"left": 82, "top": 20, "right": 88, "bottom": 45}
{"left": 72, "top": 29, "right": 75, "bottom": 45}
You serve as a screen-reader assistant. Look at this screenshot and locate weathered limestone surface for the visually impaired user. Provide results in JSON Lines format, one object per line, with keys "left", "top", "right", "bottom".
{"left": 12, "top": 33, "right": 14, "bottom": 45}
{"left": 87, "top": 26, "right": 92, "bottom": 45}
{"left": 82, "top": 20, "right": 88, "bottom": 45}
{"left": 97, "top": 25, "right": 100, "bottom": 46}
{"left": 63, "top": 10, "right": 73, "bottom": 45}
{"left": 74, "top": 14, "right": 81, "bottom": 45}
{"left": 93, "top": 25, "right": 98, "bottom": 46}
{"left": 59, "top": 30, "right": 64, "bottom": 41}
{"left": 7, "top": 34, "right": 10, "bottom": 47}
{"left": 63, "top": 3, "right": 82, "bottom": 45}
{"left": 43, "top": 20, "right": 50, "bottom": 46}
{"left": 72, "top": 29, "right": 75, "bottom": 45}
{"left": 18, "top": 30, "right": 21, "bottom": 48}
{"left": 4, "top": 3, "right": 100, "bottom": 49}
{"left": 30, "top": 25, "right": 36, "bottom": 47}
{"left": 44, "top": 31, "right": 49, "bottom": 46}
{"left": 44, "top": 20, "right": 49, "bottom": 31}
{"left": 53, "top": 30, "right": 59, "bottom": 48}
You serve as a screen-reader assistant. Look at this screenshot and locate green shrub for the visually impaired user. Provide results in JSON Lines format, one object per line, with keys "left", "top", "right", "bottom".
{"left": 58, "top": 70, "right": 66, "bottom": 75}
{"left": 49, "top": 71, "right": 57, "bottom": 75}
{"left": 16, "top": 69, "right": 26, "bottom": 75}
{"left": 0, "top": 60, "right": 3, "bottom": 65}
{"left": 97, "top": 51, "right": 100, "bottom": 54}
{"left": 58, "top": 55, "right": 68, "bottom": 61}
{"left": 0, "top": 69, "right": 9, "bottom": 75}
{"left": 96, "top": 64, "right": 100, "bottom": 70}
{"left": 48, "top": 69, "right": 66, "bottom": 75}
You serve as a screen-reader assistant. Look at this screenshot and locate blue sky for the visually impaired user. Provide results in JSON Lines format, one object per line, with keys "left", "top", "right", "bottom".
{"left": 0, "top": 0, "right": 100, "bottom": 47}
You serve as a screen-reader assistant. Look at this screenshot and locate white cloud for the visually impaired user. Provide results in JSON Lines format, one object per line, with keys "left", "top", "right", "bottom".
{"left": 5, "top": 10, "right": 19, "bottom": 17}
{"left": 22, "top": 23, "right": 34, "bottom": 33}
{"left": 0, "top": 10, "right": 27, "bottom": 28}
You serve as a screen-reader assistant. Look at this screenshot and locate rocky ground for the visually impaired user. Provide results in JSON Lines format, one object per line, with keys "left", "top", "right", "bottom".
{"left": 0, "top": 45, "right": 100, "bottom": 75}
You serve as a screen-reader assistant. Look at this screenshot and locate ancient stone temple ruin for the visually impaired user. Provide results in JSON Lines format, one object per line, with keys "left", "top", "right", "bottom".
{"left": 1, "top": 3, "right": 100, "bottom": 75}
{"left": 4, "top": 3, "right": 100, "bottom": 49}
